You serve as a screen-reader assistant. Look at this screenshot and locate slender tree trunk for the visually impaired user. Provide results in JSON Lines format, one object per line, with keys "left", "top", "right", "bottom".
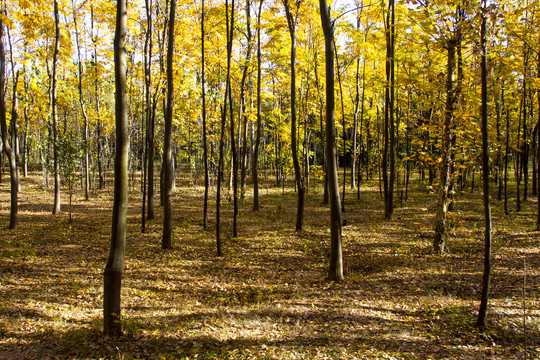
{"left": 517, "top": 96, "right": 523, "bottom": 212}
{"left": 228, "top": 0, "right": 238, "bottom": 238}
{"left": 313, "top": 47, "right": 328, "bottom": 205}
{"left": 334, "top": 42, "right": 347, "bottom": 212}
{"left": 0, "top": 17, "right": 18, "bottom": 229}
{"left": 71, "top": 0, "right": 90, "bottom": 201}
{"left": 142, "top": 0, "right": 152, "bottom": 233}
{"left": 477, "top": 3, "right": 491, "bottom": 329}
{"left": 252, "top": 0, "right": 263, "bottom": 211}
{"left": 383, "top": 0, "right": 395, "bottom": 219}
{"left": 536, "top": 56, "right": 540, "bottom": 229}
{"left": 284, "top": 0, "right": 305, "bottom": 232}
{"left": 216, "top": 0, "right": 235, "bottom": 255}
{"left": 91, "top": 5, "right": 104, "bottom": 190}
{"left": 52, "top": 0, "right": 61, "bottom": 214}
{"left": 433, "top": 38, "right": 457, "bottom": 254}
{"left": 504, "top": 100, "right": 510, "bottom": 215}
{"left": 320, "top": 0, "right": 343, "bottom": 282}
{"left": 103, "top": 0, "right": 128, "bottom": 337}
{"left": 201, "top": 0, "right": 209, "bottom": 229}
{"left": 162, "top": 0, "right": 176, "bottom": 250}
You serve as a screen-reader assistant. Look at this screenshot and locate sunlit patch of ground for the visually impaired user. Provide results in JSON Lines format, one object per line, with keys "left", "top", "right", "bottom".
{"left": 0, "top": 171, "right": 538, "bottom": 359}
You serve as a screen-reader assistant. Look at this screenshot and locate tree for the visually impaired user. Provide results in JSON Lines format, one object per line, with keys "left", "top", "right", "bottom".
{"left": 319, "top": 0, "right": 343, "bottom": 282}
{"left": 52, "top": 0, "right": 61, "bottom": 214}
{"left": 103, "top": 0, "right": 128, "bottom": 337}
{"left": 71, "top": 0, "right": 90, "bottom": 201}
{"left": 201, "top": 0, "right": 209, "bottom": 229}
{"left": 162, "top": 0, "right": 176, "bottom": 250}
{"left": 477, "top": 0, "right": 491, "bottom": 330}
{"left": 252, "top": 0, "right": 263, "bottom": 211}
{"left": 216, "top": 0, "right": 235, "bottom": 256}
{"left": 58, "top": 132, "right": 83, "bottom": 224}
{"left": 0, "top": 14, "right": 18, "bottom": 229}
{"left": 382, "top": 0, "right": 395, "bottom": 220}
{"left": 284, "top": 0, "right": 305, "bottom": 232}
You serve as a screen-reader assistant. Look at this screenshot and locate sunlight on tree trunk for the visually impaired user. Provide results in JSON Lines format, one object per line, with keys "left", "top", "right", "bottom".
{"left": 477, "top": 0, "right": 491, "bottom": 330}
{"left": 433, "top": 37, "right": 457, "bottom": 255}
{"left": 319, "top": 0, "right": 343, "bottom": 282}
{"left": 0, "top": 16, "right": 18, "bottom": 229}
{"left": 103, "top": 0, "right": 128, "bottom": 337}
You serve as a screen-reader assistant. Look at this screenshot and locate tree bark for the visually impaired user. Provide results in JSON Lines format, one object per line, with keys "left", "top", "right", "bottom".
{"left": 71, "top": 0, "right": 90, "bottom": 201}
{"left": 537, "top": 56, "right": 540, "bottom": 229}
{"left": 433, "top": 38, "right": 457, "bottom": 254}
{"left": 103, "top": 0, "right": 128, "bottom": 337}
{"left": 284, "top": 0, "right": 305, "bottom": 232}
{"left": 252, "top": 0, "right": 263, "bottom": 211}
{"left": 319, "top": 0, "right": 343, "bottom": 282}
{"left": 216, "top": 0, "right": 235, "bottom": 255}
{"left": 162, "top": 0, "right": 176, "bottom": 250}
{"left": 201, "top": 0, "right": 209, "bottom": 229}
{"left": 0, "top": 17, "right": 18, "bottom": 229}
{"left": 52, "top": 0, "right": 61, "bottom": 214}
{"left": 383, "top": 0, "right": 395, "bottom": 219}
{"left": 477, "top": 2, "right": 492, "bottom": 329}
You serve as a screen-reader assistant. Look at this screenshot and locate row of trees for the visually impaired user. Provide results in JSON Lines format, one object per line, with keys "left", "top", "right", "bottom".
{"left": 0, "top": 0, "right": 539, "bottom": 336}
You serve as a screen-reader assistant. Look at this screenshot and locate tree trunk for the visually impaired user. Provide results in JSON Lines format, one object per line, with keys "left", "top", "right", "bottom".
{"left": 477, "top": 3, "right": 492, "bottom": 329}
{"left": 0, "top": 17, "right": 18, "bottom": 229}
{"left": 319, "top": 0, "right": 343, "bottom": 282}
{"left": 142, "top": 0, "right": 152, "bottom": 233}
{"left": 103, "top": 0, "right": 128, "bottom": 337}
{"left": 284, "top": 0, "right": 305, "bottom": 232}
{"left": 162, "top": 0, "right": 176, "bottom": 250}
{"left": 229, "top": 1, "right": 238, "bottom": 238}
{"left": 91, "top": 5, "right": 104, "bottom": 190}
{"left": 433, "top": 38, "right": 457, "bottom": 254}
{"left": 334, "top": 43, "right": 346, "bottom": 212}
{"left": 201, "top": 0, "right": 209, "bottom": 229}
{"left": 383, "top": 0, "right": 395, "bottom": 219}
{"left": 52, "top": 0, "right": 61, "bottom": 214}
{"left": 536, "top": 57, "right": 540, "bottom": 229}
{"left": 252, "top": 0, "right": 262, "bottom": 211}
{"left": 216, "top": 0, "right": 235, "bottom": 255}
{"left": 504, "top": 100, "right": 510, "bottom": 215}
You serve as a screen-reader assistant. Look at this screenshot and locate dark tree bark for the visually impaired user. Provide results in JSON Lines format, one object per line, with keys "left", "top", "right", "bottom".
{"left": 284, "top": 0, "right": 305, "bottom": 232}
{"left": 216, "top": 0, "right": 235, "bottom": 255}
{"left": 383, "top": 0, "right": 395, "bottom": 219}
{"left": 433, "top": 37, "right": 457, "bottom": 254}
{"left": 252, "top": 0, "right": 263, "bottom": 211}
{"left": 504, "top": 94, "right": 509, "bottom": 215}
{"left": 228, "top": 0, "right": 238, "bottom": 238}
{"left": 71, "top": 0, "right": 90, "bottom": 201}
{"left": 351, "top": 8, "right": 362, "bottom": 192}
{"left": 201, "top": 0, "right": 209, "bottom": 229}
{"left": 537, "top": 57, "right": 540, "bottom": 230}
{"left": 142, "top": 0, "right": 153, "bottom": 233}
{"left": 334, "top": 42, "right": 346, "bottom": 212}
{"left": 239, "top": 0, "right": 253, "bottom": 200}
{"left": 91, "top": 5, "right": 104, "bottom": 190}
{"left": 319, "top": 0, "right": 343, "bottom": 282}
{"left": 103, "top": 0, "right": 128, "bottom": 337}
{"left": 0, "top": 16, "right": 18, "bottom": 229}
{"left": 162, "top": 0, "right": 176, "bottom": 250}
{"left": 477, "top": 1, "right": 492, "bottom": 329}
{"left": 52, "top": 0, "right": 61, "bottom": 214}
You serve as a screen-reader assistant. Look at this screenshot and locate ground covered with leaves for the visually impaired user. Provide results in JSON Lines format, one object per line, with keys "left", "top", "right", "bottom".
{"left": 0, "top": 172, "right": 539, "bottom": 359}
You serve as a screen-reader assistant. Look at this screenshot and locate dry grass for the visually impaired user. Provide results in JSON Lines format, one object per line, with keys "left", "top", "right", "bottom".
{"left": 0, "top": 171, "right": 539, "bottom": 359}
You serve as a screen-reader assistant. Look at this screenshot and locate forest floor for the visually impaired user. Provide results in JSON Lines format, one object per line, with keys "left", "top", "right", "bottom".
{"left": 0, "top": 171, "right": 539, "bottom": 359}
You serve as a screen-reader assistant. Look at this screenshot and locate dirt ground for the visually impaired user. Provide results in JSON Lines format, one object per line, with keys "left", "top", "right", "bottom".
{"left": 0, "top": 172, "right": 539, "bottom": 359}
